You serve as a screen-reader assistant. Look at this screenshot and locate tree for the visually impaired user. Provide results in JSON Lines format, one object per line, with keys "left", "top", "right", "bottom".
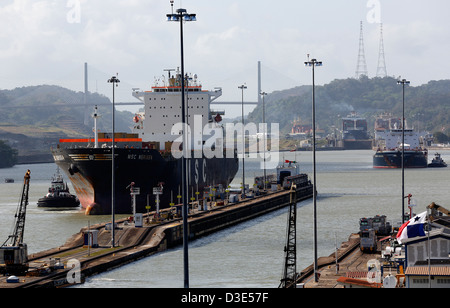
{"left": 0, "top": 140, "right": 18, "bottom": 168}
{"left": 433, "top": 132, "right": 449, "bottom": 144}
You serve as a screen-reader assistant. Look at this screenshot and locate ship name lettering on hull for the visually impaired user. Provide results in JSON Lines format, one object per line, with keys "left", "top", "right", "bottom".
{"left": 193, "top": 159, "right": 207, "bottom": 185}
{"left": 127, "top": 154, "right": 153, "bottom": 160}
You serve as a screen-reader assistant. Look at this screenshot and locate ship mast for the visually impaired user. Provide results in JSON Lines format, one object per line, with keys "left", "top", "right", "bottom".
{"left": 92, "top": 105, "right": 100, "bottom": 148}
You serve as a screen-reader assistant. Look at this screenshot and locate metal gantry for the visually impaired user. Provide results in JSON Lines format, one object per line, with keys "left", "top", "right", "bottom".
{"left": 280, "top": 185, "right": 297, "bottom": 288}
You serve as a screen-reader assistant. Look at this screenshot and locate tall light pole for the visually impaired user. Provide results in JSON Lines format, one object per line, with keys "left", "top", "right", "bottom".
{"left": 398, "top": 78, "right": 410, "bottom": 224}
{"left": 167, "top": 3, "right": 196, "bottom": 289}
{"left": 305, "top": 56, "right": 322, "bottom": 283}
{"left": 239, "top": 84, "right": 247, "bottom": 198}
{"left": 107, "top": 75, "right": 120, "bottom": 248}
{"left": 261, "top": 91, "right": 268, "bottom": 191}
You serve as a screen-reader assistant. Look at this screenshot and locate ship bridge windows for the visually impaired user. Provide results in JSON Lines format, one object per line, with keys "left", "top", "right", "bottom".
{"left": 154, "top": 88, "right": 201, "bottom": 93}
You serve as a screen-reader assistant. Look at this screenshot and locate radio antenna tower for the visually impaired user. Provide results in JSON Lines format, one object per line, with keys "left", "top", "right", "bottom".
{"left": 376, "top": 23, "right": 388, "bottom": 77}
{"left": 355, "top": 21, "right": 368, "bottom": 79}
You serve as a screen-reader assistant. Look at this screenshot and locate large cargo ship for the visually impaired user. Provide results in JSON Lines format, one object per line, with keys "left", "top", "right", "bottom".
{"left": 373, "top": 115, "right": 428, "bottom": 169}
{"left": 52, "top": 70, "right": 239, "bottom": 215}
{"left": 340, "top": 112, "right": 372, "bottom": 150}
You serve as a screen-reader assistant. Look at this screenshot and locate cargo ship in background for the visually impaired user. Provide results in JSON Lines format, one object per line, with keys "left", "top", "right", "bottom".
{"left": 51, "top": 70, "right": 239, "bottom": 215}
{"left": 373, "top": 114, "right": 428, "bottom": 168}
{"left": 339, "top": 112, "right": 373, "bottom": 150}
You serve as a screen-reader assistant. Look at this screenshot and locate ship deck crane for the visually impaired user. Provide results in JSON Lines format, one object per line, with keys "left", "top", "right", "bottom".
{"left": 0, "top": 170, "right": 31, "bottom": 275}
{"left": 279, "top": 185, "right": 297, "bottom": 288}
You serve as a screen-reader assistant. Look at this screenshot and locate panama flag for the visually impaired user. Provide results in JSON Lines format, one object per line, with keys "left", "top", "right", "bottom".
{"left": 396, "top": 211, "right": 427, "bottom": 244}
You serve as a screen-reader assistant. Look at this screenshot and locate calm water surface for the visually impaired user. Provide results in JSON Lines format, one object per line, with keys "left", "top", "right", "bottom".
{"left": 0, "top": 150, "right": 449, "bottom": 288}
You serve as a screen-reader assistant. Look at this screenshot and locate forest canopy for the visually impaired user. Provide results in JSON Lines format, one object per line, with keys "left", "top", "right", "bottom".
{"left": 248, "top": 76, "right": 450, "bottom": 136}
{"left": 0, "top": 140, "right": 18, "bottom": 168}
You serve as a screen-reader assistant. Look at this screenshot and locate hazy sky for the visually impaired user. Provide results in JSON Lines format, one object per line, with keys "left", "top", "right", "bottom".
{"left": 1, "top": 0, "right": 449, "bottom": 117}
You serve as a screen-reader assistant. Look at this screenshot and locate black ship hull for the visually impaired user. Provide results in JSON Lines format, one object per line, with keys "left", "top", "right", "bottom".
{"left": 51, "top": 147, "right": 239, "bottom": 215}
{"left": 428, "top": 163, "right": 447, "bottom": 168}
{"left": 37, "top": 196, "right": 80, "bottom": 208}
{"left": 373, "top": 150, "right": 428, "bottom": 169}
{"left": 341, "top": 130, "right": 373, "bottom": 150}
{"left": 342, "top": 140, "right": 373, "bottom": 150}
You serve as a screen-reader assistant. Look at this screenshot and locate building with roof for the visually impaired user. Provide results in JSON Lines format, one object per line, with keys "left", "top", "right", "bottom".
{"left": 402, "top": 227, "right": 450, "bottom": 288}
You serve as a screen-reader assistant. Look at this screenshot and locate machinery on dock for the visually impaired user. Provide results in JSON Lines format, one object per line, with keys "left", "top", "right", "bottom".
{"left": 282, "top": 174, "right": 310, "bottom": 190}
{"left": 279, "top": 185, "right": 298, "bottom": 288}
{"left": 0, "top": 170, "right": 31, "bottom": 275}
{"left": 360, "top": 229, "right": 377, "bottom": 253}
{"left": 428, "top": 202, "right": 450, "bottom": 217}
{"left": 428, "top": 202, "right": 450, "bottom": 228}
{"left": 359, "top": 215, "right": 392, "bottom": 253}
{"left": 359, "top": 215, "right": 392, "bottom": 236}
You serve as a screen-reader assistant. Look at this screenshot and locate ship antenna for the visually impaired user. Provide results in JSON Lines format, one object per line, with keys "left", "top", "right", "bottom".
{"left": 170, "top": 0, "right": 174, "bottom": 14}
{"left": 92, "top": 105, "right": 101, "bottom": 148}
{"left": 164, "top": 68, "right": 175, "bottom": 79}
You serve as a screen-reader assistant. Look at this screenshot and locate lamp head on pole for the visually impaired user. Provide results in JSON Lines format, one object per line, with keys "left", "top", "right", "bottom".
{"left": 305, "top": 57, "right": 323, "bottom": 67}
{"left": 108, "top": 75, "right": 120, "bottom": 87}
{"left": 397, "top": 79, "right": 410, "bottom": 85}
{"left": 167, "top": 5, "right": 197, "bottom": 23}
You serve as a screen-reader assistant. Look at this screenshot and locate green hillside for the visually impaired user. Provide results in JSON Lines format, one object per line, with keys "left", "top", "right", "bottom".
{"left": 0, "top": 85, "right": 135, "bottom": 164}
{"left": 1, "top": 77, "right": 450, "bottom": 165}
{"left": 0, "top": 85, "right": 133, "bottom": 133}
{"left": 248, "top": 76, "right": 450, "bottom": 136}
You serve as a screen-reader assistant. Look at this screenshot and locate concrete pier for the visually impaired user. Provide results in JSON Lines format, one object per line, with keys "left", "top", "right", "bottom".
{"left": 0, "top": 185, "right": 313, "bottom": 288}
{"left": 296, "top": 233, "right": 397, "bottom": 288}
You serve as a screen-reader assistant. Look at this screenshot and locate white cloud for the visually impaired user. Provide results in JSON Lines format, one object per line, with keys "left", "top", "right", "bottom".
{"left": 0, "top": 0, "right": 450, "bottom": 109}
{"left": 194, "top": 26, "right": 246, "bottom": 57}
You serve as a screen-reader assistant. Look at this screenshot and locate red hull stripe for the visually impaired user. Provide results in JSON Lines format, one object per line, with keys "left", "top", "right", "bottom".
{"left": 60, "top": 138, "right": 142, "bottom": 143}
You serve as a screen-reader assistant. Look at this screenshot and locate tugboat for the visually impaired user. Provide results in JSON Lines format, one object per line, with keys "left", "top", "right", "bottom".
{"left": 428, "top": 153, "right": 447, "bottom": 168}
{"left": 37, "top": 168, "right": 80, "bottom": 208}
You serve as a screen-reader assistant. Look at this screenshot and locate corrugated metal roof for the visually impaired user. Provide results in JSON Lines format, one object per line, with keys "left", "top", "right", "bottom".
{"left": 336, "top": 277, "right": 382, "bottom": 288}
{"left": 405, "top": 266, "right": 450, "bottom": 276}
{"left": 346, "top": 271, "right": 377, "bottom": 279}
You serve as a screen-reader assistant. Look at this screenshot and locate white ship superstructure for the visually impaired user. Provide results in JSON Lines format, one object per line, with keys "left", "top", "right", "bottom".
{"left": 132, "top": 70, "right": 223, "bottom": 151}
{"left": 377, "top": 129, "right": 421, "bottom": 150}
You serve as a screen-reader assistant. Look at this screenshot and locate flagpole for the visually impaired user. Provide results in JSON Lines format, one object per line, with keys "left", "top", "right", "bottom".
{"left": 427, "top": 208, "right": 431, "bottom": 288}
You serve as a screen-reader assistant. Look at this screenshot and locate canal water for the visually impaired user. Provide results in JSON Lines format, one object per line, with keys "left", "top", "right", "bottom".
{"left": 0, "top": 150, "right": 449, "bottom": 288}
